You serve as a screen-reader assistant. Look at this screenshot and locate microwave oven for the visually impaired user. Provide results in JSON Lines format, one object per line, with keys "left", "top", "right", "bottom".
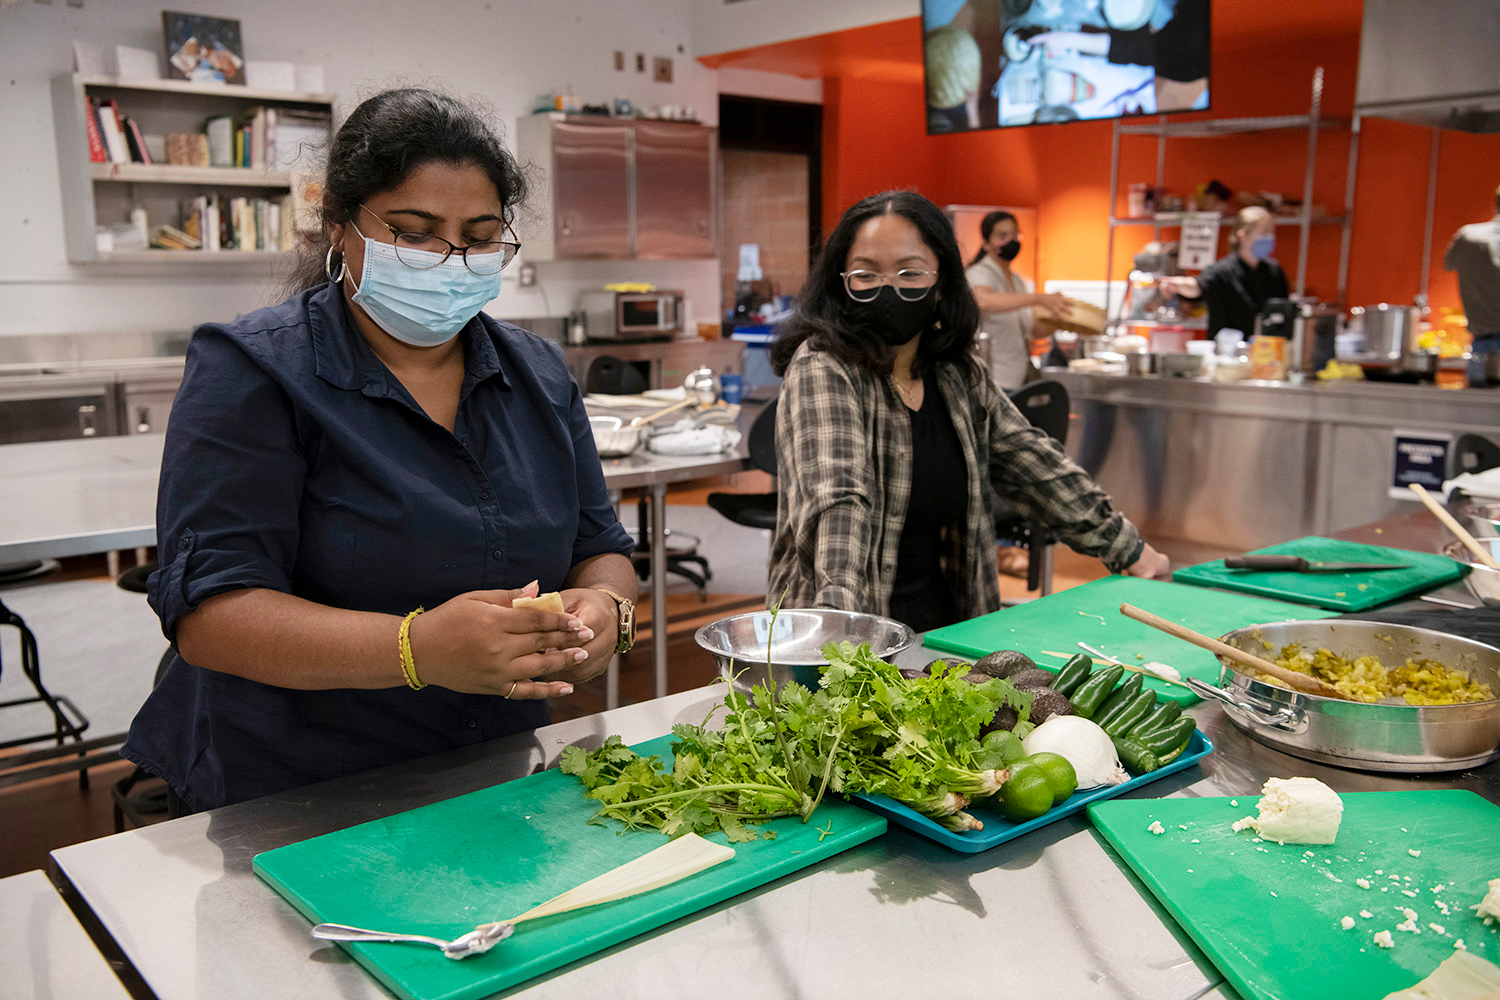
{"left": 576, "top": 290, "right": 684, "bottom": 341}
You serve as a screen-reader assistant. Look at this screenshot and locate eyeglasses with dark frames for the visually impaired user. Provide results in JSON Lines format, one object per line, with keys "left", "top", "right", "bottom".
{"left": 357, "top": 204, "right": 520, "bottom": 276}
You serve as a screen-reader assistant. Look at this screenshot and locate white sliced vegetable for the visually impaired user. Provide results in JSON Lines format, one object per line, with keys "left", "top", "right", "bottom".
{"left": 1022, "top": 716, "right": 1127, "bottom": 789}
{"left": 1141, "top": 661, "right": 1182, "bottom": 682}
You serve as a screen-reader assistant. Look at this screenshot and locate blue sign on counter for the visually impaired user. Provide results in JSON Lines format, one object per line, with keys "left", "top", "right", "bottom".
{"left": 1390, "top": 428, "right": 1452, "bottom": 499}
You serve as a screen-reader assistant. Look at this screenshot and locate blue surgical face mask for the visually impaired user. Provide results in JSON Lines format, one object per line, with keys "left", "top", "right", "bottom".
{"left": 1249, "top": 234, "right": 1275, "bottom": 260}
{"left": 345, "top": 225, "right": 501, "bottom": 347}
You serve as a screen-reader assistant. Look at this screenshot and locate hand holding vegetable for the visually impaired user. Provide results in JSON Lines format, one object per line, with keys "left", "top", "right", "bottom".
{"left": 407, "top": 582, "right": 592, "bottom": 698}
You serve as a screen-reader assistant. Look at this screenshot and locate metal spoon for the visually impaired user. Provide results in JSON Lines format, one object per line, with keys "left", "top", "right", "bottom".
{"left": 311, "top": 921, "right": 514, "bottom": 960}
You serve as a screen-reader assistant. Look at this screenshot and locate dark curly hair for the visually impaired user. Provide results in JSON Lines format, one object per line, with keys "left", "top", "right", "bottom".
{"left": 770, "top": 190, "right": 980, "bottom": 378}
{"left": 284, "top": 88, "right": 528, "bottom": 293}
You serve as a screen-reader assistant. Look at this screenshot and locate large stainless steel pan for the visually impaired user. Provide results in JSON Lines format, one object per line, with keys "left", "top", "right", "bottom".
{"left": 1187, "top": 619, "right": 1500, "bottom": 773}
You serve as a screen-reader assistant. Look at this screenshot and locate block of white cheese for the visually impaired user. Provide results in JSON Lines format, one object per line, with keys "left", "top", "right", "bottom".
{"left": 1231, "top": 777, "right": 1343, "bottom": 845}
{"left": 1382, "top": 950, "right": 1500, "bottom": 999}
{"left": 1474, "top": 878, "right": 1500, "bottom": 922}
{"left": 514, "top": 592, "right": 566, "bottom": 613}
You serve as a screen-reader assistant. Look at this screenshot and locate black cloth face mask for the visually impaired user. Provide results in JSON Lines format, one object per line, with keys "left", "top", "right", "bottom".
{"left": 994, "top": 239, "right": 1021, "bottom": 261}
{"left": 849, "top": 284, "right": 939, "bottom": 347}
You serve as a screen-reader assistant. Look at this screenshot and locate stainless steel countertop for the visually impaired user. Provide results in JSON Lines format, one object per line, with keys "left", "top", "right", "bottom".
{"left": 1049, "top": 366, "right": 1500, "bottom": 408}
{"left": 2, "top": 869, "right": 133, "bottom": 1000}
{"left": 50, "top": 512, "right": 1498, "bottom": 1000}
{"left": 0, "top": 433, "right": 747, "bottom": 562}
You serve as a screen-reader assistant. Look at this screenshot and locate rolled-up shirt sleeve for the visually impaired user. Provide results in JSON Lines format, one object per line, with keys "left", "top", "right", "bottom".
{"left": 148, "top": 326, "right": 307, "bottom": 641}
{"left": 565, "top": 380, "right": 635, "bottom": 565}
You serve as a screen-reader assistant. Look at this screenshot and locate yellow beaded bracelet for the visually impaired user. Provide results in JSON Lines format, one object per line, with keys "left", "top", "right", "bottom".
{"left": 398, "top": 606, "right": 426, "bottom": 690}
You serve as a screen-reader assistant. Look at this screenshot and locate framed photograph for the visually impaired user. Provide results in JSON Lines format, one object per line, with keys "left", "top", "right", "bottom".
{"left": 161, "top": 11, "right": 245, "bottom": 85}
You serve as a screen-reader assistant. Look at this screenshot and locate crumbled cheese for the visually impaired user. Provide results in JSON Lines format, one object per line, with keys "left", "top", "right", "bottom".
{"left": 1190, "top": 838, "right": 1200, "bottom": 843}
{"left": 1304, "top": 850, "right": 1316, "bottom": 857}
{"left": 1382, "top": 887, "right": 1390, "bottom": 892}
{"left": 1455, "top": 939, "right": 1468, "bottom": 951}
{"left": 1396, "top": 917, "right": 1420, "bottom": 934}
{"left": 1474, "top": 879, "right": 1500, "bottom": 921}
{"left": 1230, "top": 777, "right": 1342, "bottom": 844}
{"left": 1147, "top": 820, "right": 1165, "bottom": 835}
{"left": 1357, "top": 878, "right": 1372, "bottom": 889}
{"left": 1409, "top": 849, "right": 1421, "bottom": 857}
{"left": 1360, "top": 910, "right": 1374, "bottom": 919}
{"left": 1376, "top": 869, "right": 1384, "bottom": 875}
{"left": 1403, "top": 908, "right": 1419, "bottom": 921}
{"left": 1431, "top": 885, "right": 1444, "bottom": 894}
{"left": 1403, "top": 890, "right": 1420, "bottom": 898}
{"left": 1374, "top": 930, "right": 1395, "bottom": 949}
{"left": 1232, "top": 816, "right": 1258, "bottom": 832}
{"left": 1430, "top": 923, "right": 1447, "bottom": 935}
{"left": 1341, "top": 916, "right": 1356, "bottom": 930}
{"left": 1269, "top": 890, "right": 1278, "bottom": 897}
{"left": 1230, "top": 799, "right": 1238, "bottom": 807}
{"left": 1178, "top": 824, "right": 1188, "bottom": 830}
{"left": 1437, "top": 901, "right": 1451, "bottom": 916}
{"left": 1257, "top": 847, "right": 1269, "bottom": 853}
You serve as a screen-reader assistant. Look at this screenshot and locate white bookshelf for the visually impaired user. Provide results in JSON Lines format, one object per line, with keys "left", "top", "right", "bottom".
{"left": 51, "top": 73, "right": 334, "bottom": 264}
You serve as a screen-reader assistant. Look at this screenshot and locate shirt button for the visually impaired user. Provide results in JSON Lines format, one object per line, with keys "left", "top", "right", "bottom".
{"left": 179, "top": 538, "right": 191, "bottom": 550}
{"left": 479, "top": 491, "right": 491, "bottom": 501}
{"left": 492, "top": 549, "right": 503, "bottom": 560}
{"left": 466, "top": 719, "right": 477, "bottom": 729}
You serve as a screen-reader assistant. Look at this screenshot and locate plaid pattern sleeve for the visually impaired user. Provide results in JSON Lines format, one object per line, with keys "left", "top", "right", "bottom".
{"left": 769, "top": 347, "right": 882, "bottom": 611}
{"left": 976, "top": 372, "right": 1145, "bottom": 573}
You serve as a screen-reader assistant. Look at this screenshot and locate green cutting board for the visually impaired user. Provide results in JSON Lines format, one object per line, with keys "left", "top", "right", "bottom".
{"left": 253, "top": 735, "right": 886, "bottom": 1000}
{"left": 1089, "top": 790, "right": 1500, "bottom": 1000}
{"left": 921, "top": 577, "right": 1338, "bottom": 705}
{"left": 1173, "top": 536, "right": 1466, "bottom": 612}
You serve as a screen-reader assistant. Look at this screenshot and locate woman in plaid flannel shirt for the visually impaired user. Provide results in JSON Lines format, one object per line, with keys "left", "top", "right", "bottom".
{"left": 767, "top": 191, "right": 1170, "bottom": 632}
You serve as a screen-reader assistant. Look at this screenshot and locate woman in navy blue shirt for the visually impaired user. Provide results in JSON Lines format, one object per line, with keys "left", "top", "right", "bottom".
{"left": 125, "top": 89, "right": 638, "bottom": 813}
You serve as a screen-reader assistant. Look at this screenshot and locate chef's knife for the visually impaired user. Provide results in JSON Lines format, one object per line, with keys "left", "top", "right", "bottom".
{"left": 1223, "top": 555, "right": 1412, "bottom": 573}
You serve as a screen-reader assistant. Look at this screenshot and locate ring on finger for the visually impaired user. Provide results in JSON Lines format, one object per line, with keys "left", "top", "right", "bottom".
{"left": 505, "top": 680, "right": 518, "bottom": 699}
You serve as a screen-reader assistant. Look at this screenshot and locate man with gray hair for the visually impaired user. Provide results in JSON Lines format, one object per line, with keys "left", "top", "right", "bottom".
{"left": 1443, "top": 185, "right": 1500, "bottom": 386}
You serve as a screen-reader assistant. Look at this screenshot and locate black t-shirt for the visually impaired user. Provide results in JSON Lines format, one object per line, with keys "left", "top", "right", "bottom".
{"left": 1194, "top": 253, "right": 1291, "bottom": 339}
{"left": 893, "top": 373, "right": 967, "bottom": 602}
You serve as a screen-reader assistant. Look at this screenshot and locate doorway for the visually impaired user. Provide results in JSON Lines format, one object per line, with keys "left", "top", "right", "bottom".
{"left": 717, "top": 95, "right": 822, "bottom": 317}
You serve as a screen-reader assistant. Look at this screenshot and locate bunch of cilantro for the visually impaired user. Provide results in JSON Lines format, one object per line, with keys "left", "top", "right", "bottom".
{"left": 560, "top": 639, "right": 1031, "bottom": 839}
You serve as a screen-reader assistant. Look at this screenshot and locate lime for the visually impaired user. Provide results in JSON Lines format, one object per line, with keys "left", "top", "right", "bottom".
{"left": 1024, "top": 752, "right": 1078, "bottom": 804}
{"left": 998, "top": 768, "right": 1054, "bottom": 822}
{"left": 980, "top": 729, "right": 1027, "bottom": 767}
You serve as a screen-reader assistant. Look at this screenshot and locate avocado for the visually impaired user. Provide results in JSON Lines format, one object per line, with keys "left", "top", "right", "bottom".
{"left": 972, "top": 650, "right": 1038, "bottom": 679}
{"left": 1027, "top": 689, "right": 1075, "bottom": 725}
{"left": 1007, "top": 667, "right": 1057, "bottom": 691}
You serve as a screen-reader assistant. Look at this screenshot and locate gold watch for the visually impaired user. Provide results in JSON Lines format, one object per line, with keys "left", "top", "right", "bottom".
{"left": 592, "top": 587, "right": 636, "bottom": 654}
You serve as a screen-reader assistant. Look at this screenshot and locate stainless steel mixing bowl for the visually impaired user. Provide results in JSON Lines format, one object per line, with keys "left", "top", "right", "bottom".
{"left": 1456, "top": 499, "right": 1500, "bottom": 540}
{"left": 1195, "top": 619, "right": 1500, "bottom": 772}
{"left": 1442, "top": 539, "right": 1500, "bottom": 607}
{"left": 695, "top": 609, "right": 915, "bottom": 692}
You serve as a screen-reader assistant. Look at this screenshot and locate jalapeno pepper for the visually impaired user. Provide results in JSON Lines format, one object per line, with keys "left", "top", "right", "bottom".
{"left": 1070, "top": 664, "right": 1123, "bottom": 719}
{"left": 1130, "top": 700, "right": 1183, "bottom": 739}
{"left": 1142, "top": 717, "right": 1198, "bottom": 762}
{"left": 1101, "top": 690, "right": 1158, "bottom": 738}
{"left": 1112, "top": 735, "right": 1162, "bottom": 774}
{"left": 1094, "top": 671, "right": 1144, "bottom": 723}
{"left": 1052, "top": 654, "right": 1092, "bottom": 698}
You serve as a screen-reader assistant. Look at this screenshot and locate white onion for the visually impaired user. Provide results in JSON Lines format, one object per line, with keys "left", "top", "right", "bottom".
{"left": 1022, "top": 716, "right": 1128, "bottom": 789}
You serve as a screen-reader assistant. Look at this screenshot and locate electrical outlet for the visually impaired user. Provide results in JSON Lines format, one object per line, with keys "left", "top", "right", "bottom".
{"left": 518, "top": 263, "right": 536, "bottom": 288}
{"left": 653, "top": 57, "right": 673, "bottom": 83}
{"left": 635, "top": 52, "right": 645, "bottom": 73}
{"left": 613, "top": 50, "right": 624, "bottom": 71}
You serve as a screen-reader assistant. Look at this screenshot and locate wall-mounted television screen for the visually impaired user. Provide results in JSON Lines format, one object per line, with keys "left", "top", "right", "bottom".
{"left": 922, "top": 0, "right": 1210, "bottom": 133}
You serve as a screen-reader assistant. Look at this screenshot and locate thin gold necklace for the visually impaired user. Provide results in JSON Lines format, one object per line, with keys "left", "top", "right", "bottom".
{"left": 893, "top": 373, "right": 920, "bottom": 406}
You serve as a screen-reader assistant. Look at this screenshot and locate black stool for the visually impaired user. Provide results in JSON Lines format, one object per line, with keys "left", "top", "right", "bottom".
{"left": 0, "top": 595, "right": 94, "bottom": 789}
{"left": 994, "top": 380, "right": 1071, "bottom": 596}
{"left": 707, "top": 398, "right": 779, "bottom": 531}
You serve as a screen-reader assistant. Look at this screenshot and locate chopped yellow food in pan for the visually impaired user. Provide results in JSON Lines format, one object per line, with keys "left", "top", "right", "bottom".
{"left": 1259, "top": 645, "right": 1494, "bottom": 705}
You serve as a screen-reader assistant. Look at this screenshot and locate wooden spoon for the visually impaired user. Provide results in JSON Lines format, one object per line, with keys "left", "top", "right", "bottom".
{"left": 1118, "top": 603, "right": 1351, "bottom": 701}
{"left": 1408, "top": 483, "right": 1500, "bottom": 570}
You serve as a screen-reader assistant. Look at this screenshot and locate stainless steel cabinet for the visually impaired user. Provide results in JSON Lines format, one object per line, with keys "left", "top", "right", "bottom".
{"left": 517, "top": 114, "right": 718, "bottom": 261}
{"left": 0, "top": 374, "right": 118, "bottom": 444}
{"left": 551, "top": 121, "right": 632, "bottom": 259}
{"left": 634, "top": 122, "right": 716, "bottom": 259}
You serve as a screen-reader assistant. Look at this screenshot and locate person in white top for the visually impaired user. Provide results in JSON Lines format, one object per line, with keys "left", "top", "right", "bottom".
{"left": 963, "top": 211, "right": 1071, "bottom": 391}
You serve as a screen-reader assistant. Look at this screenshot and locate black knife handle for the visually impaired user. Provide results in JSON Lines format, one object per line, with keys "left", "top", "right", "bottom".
{"left": 1224, "top": 555, "right": 1309, "bottom": 572}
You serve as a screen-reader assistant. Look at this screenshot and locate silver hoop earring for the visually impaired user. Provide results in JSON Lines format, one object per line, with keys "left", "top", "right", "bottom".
{"left": 325, "top": 246, "right": 346, "bottom": 283}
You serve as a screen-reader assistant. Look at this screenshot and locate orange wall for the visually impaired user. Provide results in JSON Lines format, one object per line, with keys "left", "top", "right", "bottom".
{"left": 813, "top": 13, "right": 1500, "bottom": 320}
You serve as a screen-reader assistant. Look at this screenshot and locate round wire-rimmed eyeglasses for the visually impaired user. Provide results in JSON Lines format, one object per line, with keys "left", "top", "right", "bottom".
{"left": 840, "top": 269, "right": 939, "bottom": 302}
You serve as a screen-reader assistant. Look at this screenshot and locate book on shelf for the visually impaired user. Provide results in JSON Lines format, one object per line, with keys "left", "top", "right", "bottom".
{"left": 96, "top": 99, "right": 130, "bottom": 164}
{"left": 83, "top": 98, "right": 108, "bottom": 163}
{"left": 149, "top": 224, "right": 202, "bottom": 251}
{"left": 125, "top": 117, "right": 153, "bottom": 165}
